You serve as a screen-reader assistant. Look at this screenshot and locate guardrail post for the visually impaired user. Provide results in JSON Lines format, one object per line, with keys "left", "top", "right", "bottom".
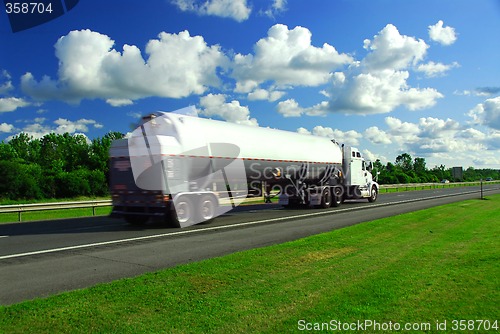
{"left": 19, "top": 209, "right": 22, "bottom": 222}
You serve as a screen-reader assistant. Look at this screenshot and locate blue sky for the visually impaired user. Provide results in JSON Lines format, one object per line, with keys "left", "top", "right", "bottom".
{"left": 1, "top": 0, "right": 500, "bottom": 168}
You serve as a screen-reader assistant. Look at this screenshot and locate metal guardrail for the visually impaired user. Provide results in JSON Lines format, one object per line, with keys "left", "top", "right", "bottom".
{"left": 0, "top": 200, "right": 112, "bottom": 222}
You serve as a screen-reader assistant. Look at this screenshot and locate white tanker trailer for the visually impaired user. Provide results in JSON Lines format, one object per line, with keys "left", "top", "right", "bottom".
{"left": 109, "top": 109, "right": 379, "bottom": 227}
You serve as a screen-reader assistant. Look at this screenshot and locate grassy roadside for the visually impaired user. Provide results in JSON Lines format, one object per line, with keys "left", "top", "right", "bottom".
{"left": 1, "top": 195, "right": 498, "bottom": 333}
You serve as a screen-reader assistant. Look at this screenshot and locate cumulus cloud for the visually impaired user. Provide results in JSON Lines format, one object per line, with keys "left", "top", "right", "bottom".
{"left": 277, "top": 98, "right": 328, "bottom": 117}
{"left": 199, "top": 93, "right": 258, "bottom": 126}
{"left": 106, "top": 98, "right": 134, "bottom": 107}
{"left": 364, "top": 126, "right": 392, "bottom": 144}
{"left": 0, "top": 97, "right": 31, "bottom": 112}
{"left": 0, "top": 70, "right": 13, "bottom": 94}
{"left": 380, "top": 115, "right": 496, "bottom": 157}
{"left": 261, "top": 0, "right": 287, "bottom": 18}
{"left": 362, "top": 24, "right": 428, "bottom": 71}
{"left": 172, "top": 0, "right": 251, "bottom": 22}
{"left": 428, "top": 20, "right": 457, "bottom": 45}
{"left": 416, "top": 61, "right": 459, "bottom": 77}
{"left": 326, "top": 24, "right": 443, "bottom": 114}
{"left": 231, "top": 24, "right": 353, "bottom": 93}
{"left": 247, "top": 88, "right": 285, "bottom": 102}
{"left": 21, "top": 29, "right": 228, "bottom": 104}
{"left": 8, "top": 118, "right": 103, "bottom": 140}
{"left": 0, "top": 122, "right": 15, "bottom": 133}
{"left": 418, "top": 117, "right": 460, "bottom": 138}
{"left": 297, "top": 125, "right": 361, "bottom": 146}
{"left": 467, "top": 96, "right": 500, "bottom": 130}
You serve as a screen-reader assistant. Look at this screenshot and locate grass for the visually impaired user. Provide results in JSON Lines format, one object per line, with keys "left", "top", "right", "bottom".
{"left": 0, "top": 207, "right": 112, "bottom": 224}
{"left": 1, "top": 195, "right": 498, "bottom": 333}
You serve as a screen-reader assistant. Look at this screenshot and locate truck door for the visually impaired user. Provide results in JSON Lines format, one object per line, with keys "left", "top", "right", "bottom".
{"left": 350, "top": 151, "right": 365, "bottom": 186}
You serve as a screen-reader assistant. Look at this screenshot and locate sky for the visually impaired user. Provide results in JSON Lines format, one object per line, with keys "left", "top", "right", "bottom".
{"left": 1, "top": 0, "right": 500, "bottom": 169}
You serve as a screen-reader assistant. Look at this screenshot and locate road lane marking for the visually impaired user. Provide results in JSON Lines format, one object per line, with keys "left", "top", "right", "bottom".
{"left": 0, "top": 188, "right": 495, "bottom": 260}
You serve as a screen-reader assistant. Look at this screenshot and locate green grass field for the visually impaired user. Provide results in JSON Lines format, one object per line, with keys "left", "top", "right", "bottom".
{"left": 1, "top": 195, "right": 498, "bottom": 333}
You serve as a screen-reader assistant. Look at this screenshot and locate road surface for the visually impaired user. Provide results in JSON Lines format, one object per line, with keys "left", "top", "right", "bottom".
{"left": 0, "top": 184, "right": 498, "bottom": 305}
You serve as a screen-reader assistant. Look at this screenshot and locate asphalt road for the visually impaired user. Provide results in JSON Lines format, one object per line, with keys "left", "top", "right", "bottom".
{"left": 1, "top": 184, "right": 499, "bottom": 305}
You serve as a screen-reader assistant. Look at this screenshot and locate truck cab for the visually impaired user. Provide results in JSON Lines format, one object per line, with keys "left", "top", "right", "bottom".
{"left": 342, "top": 145, "right": 379, "bottom": 202}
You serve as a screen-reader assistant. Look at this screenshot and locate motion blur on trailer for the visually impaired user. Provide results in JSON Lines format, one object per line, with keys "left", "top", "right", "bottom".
{"left": 109, "top": 107, "right": 379, "bottom": 227}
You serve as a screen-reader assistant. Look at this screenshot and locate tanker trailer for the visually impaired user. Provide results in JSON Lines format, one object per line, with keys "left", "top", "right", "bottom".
{"left": 109, "top": 109, "right": 378, "bottom": 227}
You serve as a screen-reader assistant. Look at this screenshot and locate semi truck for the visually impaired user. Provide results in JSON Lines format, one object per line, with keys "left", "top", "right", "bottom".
{"left": 109, "top": 109, "right": 379, "bottom": 227}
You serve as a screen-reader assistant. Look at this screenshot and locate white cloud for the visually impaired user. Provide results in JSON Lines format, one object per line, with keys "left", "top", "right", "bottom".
{"left": 277, "top": 98, "right": 328, "bottom": 117}
{"left": 21, "top": 29, "right": 228, "bottom": 103}
{"left": 199, "top": 93, "right": 258, "bottom": 126}
{"left": 232, "top": 24, "right": 353, "bottom": 92}
{"left": 428, "top": 20, "right": 457, "bottom": 46}
{"left": 277, "top": 98, "right": 304, "bottom": 117}
{"left": 127, "top": 111, "right": 142, "bottom": 119}
{"left": 363, "top": 24, "right": 428, "bottom": 71}
{"left": 364, "top": 126, "right": 392, "bottom": 144}
{"left": 362, "top": 149, "right": 386, "bottom": 163}
{"left": 380, "top": 115, "right": 497, "bottom": 158}
{"left": 172, "top": 0, "right": 251, "bottom": 22}
{"left": 247, "top": 88, "right": 285, "bottom": 102}
{"left": 418, "top": 117, "right": 460, "bottom": 138}
{"left": 0, "top": 123, "right": 15, "bottom": 133}
{"left": 385, "top": 116, "right": 420, "bottom": 144}
{"left": 296, "top": 127, "right": 310, "bottom": 135}
{"left": 327, "top": 24, "right": 443, "bottom": 114}
{"left": 0, "top": 70, "right": 13, "bottom": 94}
{"left": 261, "top": 0, "right": 287, "bottom": 18}
{"left": 298, "top": 125, "right": 361, "bottom": 146}
{"left": 467, "top": 96, "right": 500, "bottom": 130}
{"left": 416, "top": 61, "right": 459, "bottom": 77}
{"left": 106, "top": 98, "right": 134, "bottom": 107}
{"left": 8, "top": 118, "right": 103, "bottom": 140}
{"left": 0, "top": 97, "right": 31, "bottom": 112}
{"left": 54, "top": 118, "right": 103, "bottom": 133}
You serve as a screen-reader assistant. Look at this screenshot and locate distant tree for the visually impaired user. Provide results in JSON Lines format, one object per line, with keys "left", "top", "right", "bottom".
{"left": 395, "top": 153, "right": 413, "bottom": 173}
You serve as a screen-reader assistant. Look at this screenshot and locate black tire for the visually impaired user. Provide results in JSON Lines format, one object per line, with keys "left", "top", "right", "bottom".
{"left": 199, "top": 194, "right": 217, "bottom": 223}
{"left": 170, "top": 195, "right": 194, "bottom": 227}
{"left": 124, "top": 215, "right": 148, "bottom": 226}
{"left": 320, "top": 187, "right": 332, "bottom": 208}
{"left": 368, "top": 185, "right": 378, "bottom": 202}
{"left": 331, "top": 187, "right": 343, "bottom": 207}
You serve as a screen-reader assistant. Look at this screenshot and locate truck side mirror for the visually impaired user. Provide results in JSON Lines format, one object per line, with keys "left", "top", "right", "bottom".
{"left": 366, "top": 161, "right": 373, "bottom": 172}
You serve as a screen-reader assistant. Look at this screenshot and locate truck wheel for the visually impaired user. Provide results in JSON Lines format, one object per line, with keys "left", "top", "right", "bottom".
{"left": 171, "top": 195, "right": 194, "bottom": 227}
{"left": 125, "top": 215, "right": 148, "bottom": 225}
{"left": 331, "top": 187, "right": 343, "bottom": 207}
{"left": 368, "top": 186, "right": 378, "bottom": 202}
{"left": 320, "top": 188, "right": 332, "bottom": 208}
{"left": 199, "top": 194, "right": 217, "bottom": 223}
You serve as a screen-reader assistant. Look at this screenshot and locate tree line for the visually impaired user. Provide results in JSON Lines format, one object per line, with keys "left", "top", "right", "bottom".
{"left": 0, "top": 132, "right": 124, "bottom": 201}
{"left": 373, "top": 153, "right": 499, "bottom": 184}
{"left": 0, "top": 133, "right": 498, "bottom": 201}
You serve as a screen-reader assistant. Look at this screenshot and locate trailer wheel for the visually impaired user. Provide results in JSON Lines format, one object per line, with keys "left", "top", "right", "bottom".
{"left": 320, "top": 187, "right": 332, "bottom": 208}
{"left": 199, "top": 194, "right": 217, "bottom": 223}
{"left": 368, "top": 186, "right": 378, "bottom": 203}
{"left": 170, "top": 195, "right": 194, "bottom": 227}
{"left": 331, "top": 187, "right": 343, "bottom": 207}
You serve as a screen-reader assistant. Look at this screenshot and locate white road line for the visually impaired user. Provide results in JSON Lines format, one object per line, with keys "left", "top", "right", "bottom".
{"left": 0, "top": 236, "right": 8, "bottom": 239}
{"left": 0, "top": 189, "right": 487, "bottom": 260}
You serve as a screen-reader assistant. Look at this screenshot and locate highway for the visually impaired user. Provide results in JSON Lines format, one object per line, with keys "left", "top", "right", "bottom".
{"left": 1, "top": 184, "right": 499, "bottom": 305}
